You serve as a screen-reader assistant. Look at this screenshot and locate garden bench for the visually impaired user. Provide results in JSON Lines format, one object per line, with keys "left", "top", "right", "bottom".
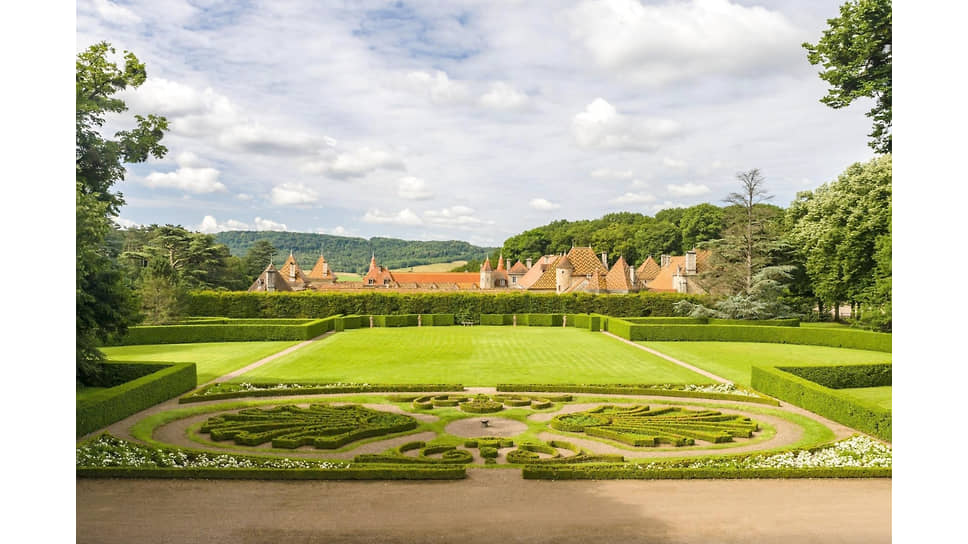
{"left": 461, "top": 321, "right": 474, "bottom": 326}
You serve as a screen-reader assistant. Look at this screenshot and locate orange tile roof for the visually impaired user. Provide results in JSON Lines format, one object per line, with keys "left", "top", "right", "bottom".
{"left": 645, "top": 250, "right": 710, "bottom": 292}
{"left": 392, "top": 272, "right": 480, "bottom": 284}
{"left": 248, "top": 264, "right": 293, "bottom": 292}
{"left": 566, "top": 247, "right": 609, "bottom": 276}
{"left": 636, "top": 256, "right": 661, "bottom": 282}
{"left": 529, "top": 255, "right": 563, "bottom": 289}
{"left": 307, "top": 254, "right": 335, "bottom": 280}
{"left": 509, "top": 260, "right": 528, "bottom": 274}
{"left": 606, "top": 256, "right": 633, "bottom": 291}
{"left": 517, "top": 255, "right": 554, "bottom": 289}
{"left": 280, "top": 253, "right": 310, "bottom": 284}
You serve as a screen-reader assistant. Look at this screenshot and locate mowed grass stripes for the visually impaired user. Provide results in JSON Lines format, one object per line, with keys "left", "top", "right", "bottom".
{"left": 233, "top": 327, "right": 714, "bottom": 386}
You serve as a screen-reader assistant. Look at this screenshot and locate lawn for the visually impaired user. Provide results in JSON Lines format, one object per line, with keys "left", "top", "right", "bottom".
{"left": 640, "top": 341, "right": 892, "bottom": 386}
{"left": 100, "top": 341, "right": 300, "bottom": 385}
{"left": 839, "top": 386, "right": 892, "bottom": 410}
{"left": 233, "top": 327, "right": 714, "bottom": 386}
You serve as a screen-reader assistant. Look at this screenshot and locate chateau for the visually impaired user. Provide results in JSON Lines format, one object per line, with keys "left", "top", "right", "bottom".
{"left": 249, "top": 247, "right": 710, "bottom": 295}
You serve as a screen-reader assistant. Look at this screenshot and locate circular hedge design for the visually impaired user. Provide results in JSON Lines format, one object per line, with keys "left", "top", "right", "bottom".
{"left": 550, "top": 405, "right": 759, "bottom": 447}
{"left": 200, "top": 404, "right": 417, "bottom": 449}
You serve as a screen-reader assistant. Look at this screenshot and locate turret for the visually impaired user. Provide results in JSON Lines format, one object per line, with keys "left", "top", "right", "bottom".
{"left": 555, "top": 255, "right": 573, "bottom": 294}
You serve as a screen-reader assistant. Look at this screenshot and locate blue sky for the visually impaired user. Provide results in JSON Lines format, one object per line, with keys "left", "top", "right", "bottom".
{"left": 77, "top": 0, "right": 878, "bottom": 246}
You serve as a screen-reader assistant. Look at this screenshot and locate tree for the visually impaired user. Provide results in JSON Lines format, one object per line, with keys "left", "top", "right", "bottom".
{"left": 680, "top": 203, "right": 725, "bottom": 250}
{"left": 243, "top": 239, "right": 279, "bottom": 280}
{"left": 76, "top": 42, "right": 168, "bottom": 382}
{"left": 803, "top": 0, "right": 892, "bottom": 153}
{"left": 789, "top": 155, "right": 891, "bottom": 327}
{"left": 720, "top": 169, "right": 775, "bottom": 293}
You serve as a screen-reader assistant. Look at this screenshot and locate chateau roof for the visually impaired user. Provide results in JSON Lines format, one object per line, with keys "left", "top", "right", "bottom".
{"left": 646, "top": 250, "right": 710, "bottom": 292}
{"left": 308, "top": 254, "right": 335, "bottom": 280}
{"left": 509, "top": 260, "right": 528, "bottom": 274}
{"left": 247, "top": 263, "right": 294, "bottom": 292}
{"left": 516, "top": 255, "right": 554, "bottom": 289}
{"left": 566, "top": 247, "right": 609, "bottom": 276}
{"left": 605, "top": 256, "right": 633, "bottom": 291}
{"left": 556, "top": 254, "right": 573, "bottom": 269}
{"left": 636, "top": 256, "right": 661, "bottom": 282}
{"left": 481, "top": 256, "right": 492, "bottom": 271}
{"left": 391, "top": 272, "right": 480, "bottom": 284}
{"left": 280, "top": 253, "right": 310, "bottom": 285}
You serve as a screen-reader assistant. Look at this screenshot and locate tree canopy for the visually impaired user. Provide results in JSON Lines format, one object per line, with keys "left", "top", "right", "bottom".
{"left": 76, "top": 42, "right": 168, "bottom": 382}
{"left": 804, "top": 0, "right": 892, "bottom": 153}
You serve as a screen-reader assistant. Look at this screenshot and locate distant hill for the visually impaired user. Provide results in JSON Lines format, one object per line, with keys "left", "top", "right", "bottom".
{"left": 214, "top": 231, "right": 496, "bottom": 274}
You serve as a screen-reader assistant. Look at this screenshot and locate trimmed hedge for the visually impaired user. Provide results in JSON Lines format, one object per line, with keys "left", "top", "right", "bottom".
{"left": 623, "top": 317, "right": 709, "bottom": 325}
{"left": 77, "top": 465, "right": 466, "bottom": 480}
{"left": 605, "top": 318, "right": 891, "bottom": 352}
{"left": 496, "top": 384, "right": 780, "bottom": 406}
{"left": 782, "top": 364, "right": 892, "bottom": 389}
{"left": 751, "top": 365, "right": 891, "bottom": 441}
{"left": 180, "top": 383, "right": 464, "bottom": 403}
{"left": 708, "top": 318, "right": 801, "bottom": 327}
{"left": 186, "top": 291, "right": 714, "bottom": 319}
{"left": 77, "top": 361, "right": 197, "bottom": 437}
{"left": 522, "top": 465, "right": 891, "bottom": 480}
{"left": 109, "top": 316, "right": 338, "bottom": 345}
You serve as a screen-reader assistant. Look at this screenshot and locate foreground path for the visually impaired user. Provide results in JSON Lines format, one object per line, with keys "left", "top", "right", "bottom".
{"left": 208, "top": 331, "right": 334, "bottom": 386}
{"left": 76, "top": 472, "right": 891, "bottom": 544}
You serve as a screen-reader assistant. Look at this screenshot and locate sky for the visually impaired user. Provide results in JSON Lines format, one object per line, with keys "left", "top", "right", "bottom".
{"left": 76, "top": 0, "right": 879, "bottom": 247}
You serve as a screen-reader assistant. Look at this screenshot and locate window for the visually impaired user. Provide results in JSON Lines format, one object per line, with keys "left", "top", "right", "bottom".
{"left": 368, "top": 279, "right": 375, "bottom": 285}
{"left": 511, "top": 277, "right": 516, "bottom": 284}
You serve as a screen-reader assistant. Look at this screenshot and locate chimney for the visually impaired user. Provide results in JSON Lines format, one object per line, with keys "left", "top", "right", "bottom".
{"left": 661, "top": 254, "right": 670, "bottom": 268}
{"left": 629, "top": 264, "right": 636, "bottom": 285}
{"left": 267, "top": 269, "right": 275, "bottom": 292}
{"left": 506, "top": 258, "right": 511, "bottom": 270}
{"left": 526, "top": 257, "right": 532, "bottom": 269}
{"left": 685, "top": 250, "right": 697, "bottom": 275}
{"left": 601, "top": 252, "right": 607, "bottom": 267}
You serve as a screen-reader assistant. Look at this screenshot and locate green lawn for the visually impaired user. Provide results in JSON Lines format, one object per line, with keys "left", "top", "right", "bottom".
{"left": 839, "top": 386, "right": 892, "bottom": 410}
{"left": 640, "top": 341, "right": 892, "bottom": 386}
{"left": 233, "top": 327, "right": 714, "bottom": 386}
{"left": 100, "top": 341, "right": 300, "bottom": 385}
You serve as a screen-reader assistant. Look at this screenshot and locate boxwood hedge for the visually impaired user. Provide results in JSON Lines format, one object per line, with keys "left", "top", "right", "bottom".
{"left": 495, "top": 384, "right": 780, "bottom": 406}
{"left": 77, "top": 361, "right": 197, "bottom": 437}
{"left": 109, "top": 316, "right": 339, "bottom": 345}
{"left": 750, "top": 365, "right": 891, "bottom": 441}
{"left": 605, "top": 318, "right": 891, "bottom": 352}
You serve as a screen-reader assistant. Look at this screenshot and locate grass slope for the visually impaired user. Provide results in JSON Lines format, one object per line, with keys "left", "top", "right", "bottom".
{"left": 100, "top": 341, "right": 300, "bottom": 385}
{"left": 641, "top": 341, "right": 892, "bottom": 386}
{"left": 234, "top": 327, "right": 714, "bottom": 386}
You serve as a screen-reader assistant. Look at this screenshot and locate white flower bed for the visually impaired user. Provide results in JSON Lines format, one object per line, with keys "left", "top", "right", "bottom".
{"left": 76, "top": 435, "right": 349, "bottom": 470}
{"left": 629, "top": 436, "right": 891, "bottom": 471}
{"left": 202, "top": 382, "right": 372, "bottom": 395}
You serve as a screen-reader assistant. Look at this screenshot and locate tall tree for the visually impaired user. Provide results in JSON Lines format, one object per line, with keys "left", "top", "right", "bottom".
{"left": 76, "top": 42, "right": 168, "bottom": 382}
{"left": 243, "top": 239, "right": 279, "bottom": 280}
{"left": 804, "top": 0, "right": 892, "bottom": 153}
{"left": 722, "top": 169, "right": 774, "bottom": 293}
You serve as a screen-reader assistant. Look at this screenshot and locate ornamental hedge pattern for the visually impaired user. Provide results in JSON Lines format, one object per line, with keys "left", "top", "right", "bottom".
{"left": 200, "top": 404, "right": 417, "bottom": 449}
{"left": 550, "top": 405, "right": 759, "bottom": 447}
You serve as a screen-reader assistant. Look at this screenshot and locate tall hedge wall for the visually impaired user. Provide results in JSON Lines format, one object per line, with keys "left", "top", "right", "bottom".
{"left": 605, "top": 319, "right": 891, "bottom": 352}
{"left": 186, "top": 291, "right": 712, "bottom": 318}
{"left": 77, "top": 362, "right": 197, "bottom": 437}
{"left": 783, "top": 364, "right": 892, "bottom": 389}
{"left": 109, "top": 316, "right": 338, "bottom": 345}
{"left": 750, "top": 365, "right": 892, "bottom": 441}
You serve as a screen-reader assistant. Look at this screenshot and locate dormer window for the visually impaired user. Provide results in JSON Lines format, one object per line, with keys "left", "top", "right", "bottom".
{"left": 368, "top": 279, "right": 375, "bottom": 285}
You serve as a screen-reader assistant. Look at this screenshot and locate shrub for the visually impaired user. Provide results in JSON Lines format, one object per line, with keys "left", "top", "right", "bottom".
{"left": 109, "top": 317, "right": 338, "bottom": 345}
{"left": 77, "top": 362, "right": 197, "bottom": 437}
{"left": 181, "top": 383, "right": 464, "bottom": 403}
{"left": 751, "top": 365, "right": 891, "bottom": 441}
{"left": 782, "top": 364, "right": 891, "bottom": 389}
{"left": 605, "top": 318, "right": 891, "bottom": 352}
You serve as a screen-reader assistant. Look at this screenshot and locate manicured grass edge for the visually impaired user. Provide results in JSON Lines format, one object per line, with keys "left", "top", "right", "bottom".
{"left": 496, "top": 384, "right": 780, "bottom": 406}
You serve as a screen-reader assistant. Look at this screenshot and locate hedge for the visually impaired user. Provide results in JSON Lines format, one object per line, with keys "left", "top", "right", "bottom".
{"left": 623, "top": 317, "right": 709, "bottom": 325}
{"left": 186, "top": 291, "right": 714, "bottom": 319}
{"left": 605, "top": 318, "right": 891, "bottom": 352}
{"left": 496, "top": 384, "right": 780, "bottom": 406}
{"left": 77, "top": 465, "right": 466, "bottom": 480}
{"left": 77, "top": 361, "right": 197, "bottom": 437}
{"left": 521, "top": 465, "right": 891, "bottom": 480}
{"left": 782, "top": 364, "right": 892, "bottom": 389}
{"left": 109, "top": 316, "right": 338, "bottom": 345}
{"left": 180, "top": 383, "right": 465, "bottom": 403}
{"left": 751, "top": 365, "right": 891, "bottom": 441}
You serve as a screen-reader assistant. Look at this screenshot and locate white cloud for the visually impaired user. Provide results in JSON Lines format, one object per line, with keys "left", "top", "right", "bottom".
{"left": 113, "top": 217, "right": 141, "bottom": 229}
{"left": 362, "top": 208, "right": 423, "bottom": 226}
{"left": 662, "top": 157, "right": 688, "bottom": 170}
{"left": 569, "top": 0, "right": 803, "bottom": 84}
{"left": 93, "top": 0, "right": 141, "bottom": 25}
{"left": 312, "top": 147, "right": 406, "bottom": 179}
{"left": 270, "top": 183, "right": 319, "bottom": 206}
{"left": 529, "top": 198, "right": 561, "bottom": 211}
{"left": 423, "top": 206, "right": 492, "bottom": 229}
{"left": 398, "top": 176, "right": 435, "bottom": 200}
{"left": 572, "top": 98, "right": 680, "bottom": 151}
{"left": 236, "top": 193, "right": 254, "bottom": 201}
{"left": 666, "top": 183, "right": 711, "bottom": 197}
{"left": 144, "top": 166, "right": 226, "bottom": 194}
{"left": 316, "top": 226, "right": 349, "bottom": 236}
{"left": 591, "top": 169, "right": 634, "bottom": 179}
{"left": 479, "top": 82, "right": 530, "bottom": 110}
{"left": 611, "top": 192, "right": 657, "bottom": 205}
{"left": 254, "top": 217, "right": 288, "bottom": 231}
{"left": 196, "top": 216, "right": 251, "bottom": 234}
{"left": 406, "top": 70, "right": 471, "bottom": 105}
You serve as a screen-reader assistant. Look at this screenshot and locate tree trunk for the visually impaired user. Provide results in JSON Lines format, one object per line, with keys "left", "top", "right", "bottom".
{"left": 817, "top": 299, "right": 825, "bottom": 321}
{"left": 834, "top": 302, "right": 840, "bottom": 321}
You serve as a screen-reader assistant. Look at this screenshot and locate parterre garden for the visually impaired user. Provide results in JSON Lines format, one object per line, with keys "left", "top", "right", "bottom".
{"left": 77, "top": 313, "right": 892, "bottom": 481}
